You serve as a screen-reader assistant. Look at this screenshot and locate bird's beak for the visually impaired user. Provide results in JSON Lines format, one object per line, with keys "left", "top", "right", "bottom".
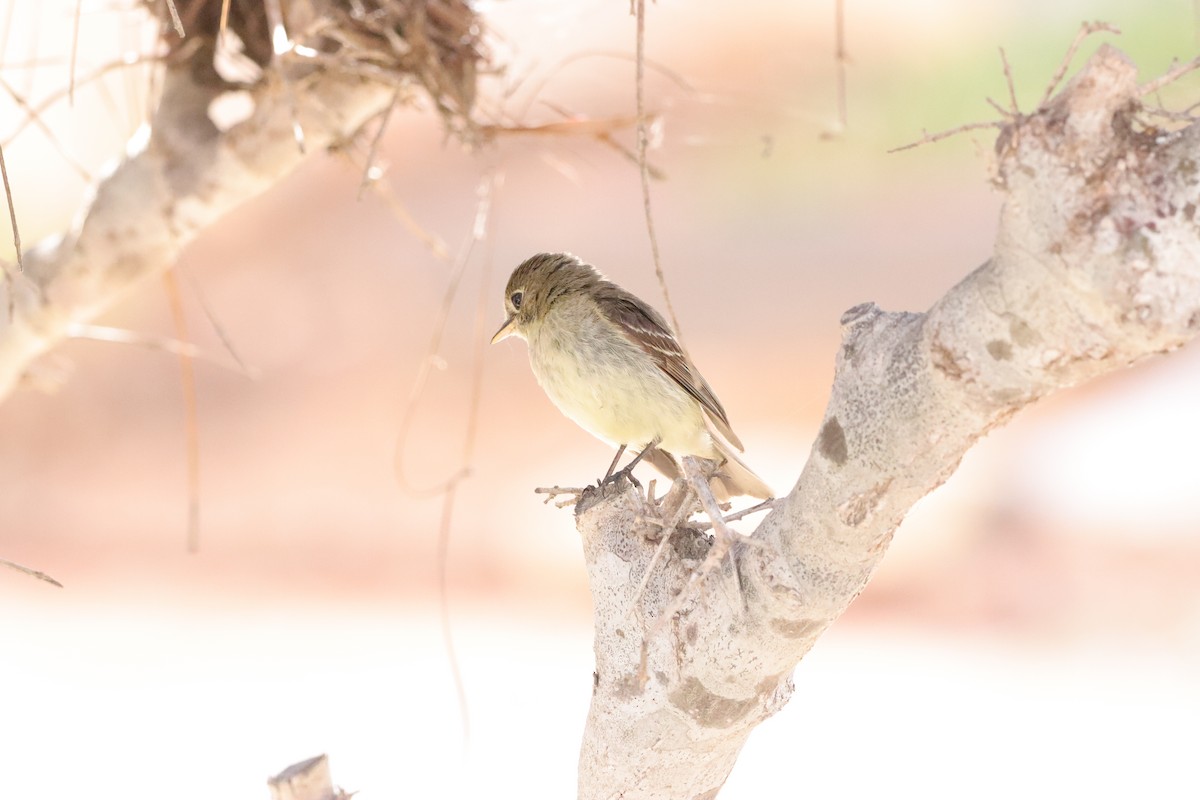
{"left": 491, "top": 316, "right": 517, "bottom": 344}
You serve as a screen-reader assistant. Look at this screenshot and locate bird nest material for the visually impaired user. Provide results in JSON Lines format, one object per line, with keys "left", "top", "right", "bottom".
{"left": 147, "top": 0, "right": 486, "bottom": 138}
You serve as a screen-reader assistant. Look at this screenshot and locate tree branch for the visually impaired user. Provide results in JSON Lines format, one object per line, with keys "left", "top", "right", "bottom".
{"left": 0, "top": 0, "right": 483, "bottom": 400}
{"left": 576, "top": 44, "right": 1200, "bottom": 799}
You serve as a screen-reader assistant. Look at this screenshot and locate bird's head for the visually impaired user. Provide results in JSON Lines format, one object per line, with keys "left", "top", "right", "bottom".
{"left": 490, "top": 252, "right": 600, "bottom": 343}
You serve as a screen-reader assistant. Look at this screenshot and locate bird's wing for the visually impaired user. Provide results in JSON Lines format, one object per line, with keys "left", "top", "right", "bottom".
{"left": 597, "top": 288, "right": 744, "bottom": 451}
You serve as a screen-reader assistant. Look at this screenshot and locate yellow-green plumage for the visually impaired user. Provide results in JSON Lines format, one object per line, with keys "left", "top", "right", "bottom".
{"left": 492, "top": 252, "right": 771, "bottom": 500}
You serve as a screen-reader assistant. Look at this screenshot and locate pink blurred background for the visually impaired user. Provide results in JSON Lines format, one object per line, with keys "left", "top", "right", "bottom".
{"left": 2, "top": 1, "right": 1198, "bottom": 797}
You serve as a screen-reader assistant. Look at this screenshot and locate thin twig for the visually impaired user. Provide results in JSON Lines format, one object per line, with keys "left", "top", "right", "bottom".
{"left": 18, "top": 0, "right": 40, "bottom": 99}
{"left": 637, "top": 457, "right": 753, "bottom": 685}
{"left": 1141, "top": 53, "right": 1200, "bottom": 97}
{"left": 357, "top": 90, "right": 400, "bottom": 200}
{"left": 1040, "top": 21, "right": 1121, "bottom": 108}
{"left": 483, "top": 112, "right": 644, "bottom": 140}
{"left": 65, "top": 323, "right": 256, "bottom": 375}
{"left": 694, "top": 497, "right": 778, "bottom": 529}
{"left": 164, "top": 0, "right": 186, "bottom": 37}
{"left": 437, "top": 483, "right": 471, "bottom": 749}
{"left": 595, "top": 129, "right": 667, "bottom": 180}
{"left": 0, "top": 142, "right": 20, "bottom": 272}
{"left": 461, "top": 198, "right": 496, "bottom": 476}
{"left": 984, "top": 96, "right": 1010, "bottom": 118}
{"left": 435, "top": 184, "right": 499, "bottom": 751}
{"left": 625, "top": 487, "right": 696, "bottom": 621}
{"left": 534, "top": 486, "right": 587, "bottom": 507}
{"left": 1, "top": 558, "right": 62, "bottom": 588}
{"left": 181, "top": 269, "right": 254, "bottom": 375}
{"left": 888, "top": 121, "right": 1003, "bottom": 154}
{"left": 393, "top": 173, "right": 495, "bottom": 496}
{"left": 163, "top": 270, "right": 202, "bottom": 553}
{"left": 394, "top": 170, "right": 501, "bottom": 753}
{"left": 632, "top": 0, "right": 683, "bottom": 338}
{"left": 0, "top": 0, "right": 15, "bottom": 67}
{"left": 219, "top": 0, "right": 232, "bottom": 36}
{"left": 335, "top": 149, "right": 449, "bottom": 261}
{"left": 999, "top": 47, "right": 1020, "bottom": 115}
{"left": 511, "top": 49, "right": 695, "bottom": 121}
{"left": 0, "top": 75, "right": 93, "bottom": 181}
{"left": 264, "top": 0, "right": 306, "bottom": 153}
{"left": 504, "top": 100, "right": 670, "bottom": 179}
{"left": 68, "top": 0, "right": 82, "bottom": 106}
{"left": 1140, "top": 103, "right": 1200, "bottom": 123}
{"left": 824, "top": 0, "right": 848, "bottom": 137}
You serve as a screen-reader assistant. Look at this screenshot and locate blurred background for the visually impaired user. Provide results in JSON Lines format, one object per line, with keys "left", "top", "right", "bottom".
{"left": 2, "top": 0, "right": 1199, "bottom": 797}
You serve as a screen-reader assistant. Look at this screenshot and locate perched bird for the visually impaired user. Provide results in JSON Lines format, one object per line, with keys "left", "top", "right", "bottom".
{"left": 491, "top": 252, "right": 771, "bottom": 500}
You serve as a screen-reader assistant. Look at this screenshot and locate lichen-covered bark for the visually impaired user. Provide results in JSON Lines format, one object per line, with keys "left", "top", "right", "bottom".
{"left": 577, "top": 45, "right": 1200, "bottom": 799}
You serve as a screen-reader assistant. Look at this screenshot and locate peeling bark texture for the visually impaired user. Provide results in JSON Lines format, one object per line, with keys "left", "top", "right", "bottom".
{"left": 0, "top": 0, "right": 484, "bottom": 399}
{"left": 576, "top": 46, "right": 1200, "bottom": 799}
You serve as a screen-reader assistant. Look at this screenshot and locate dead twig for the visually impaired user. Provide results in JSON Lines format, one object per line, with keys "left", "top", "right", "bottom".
{"left": 68, "top": 0, "right": 82, "bottom": 105}
{"left": 1, "top": 557, "right": 62, "bottom": 588}
{"left": 65, "top": 323, "right": 257, "bottom": 376}
{"left": 637, "top": 457, "right": 756, "bottom": 685}
{"left": 180, "top": 268, "right": 252, "bottom": 374}
{"left": 999, "top": 47, "right": 1020, "bottom": 115}
{"left": 506, "top": 47, "right": 695, "bottom": 122}
{"left": 820, "top": 0, "right": 849, "bottom": 139}
{"left": 632, "top": 0, "right": 682, "bottom": 339}
{"left": 392, "top": 171, "right": 501, "bottom": 753}
{"left": 435, "top": 171, "right": 502, "bottom": 753}
{"left": 1141, "top": 53, "right": 1200, "bottom": 98}
{"left": 894, "top": 24, "right": 1126, "bottom": 156}
{"left": 0, "top": 75, "right": 92, "bottom": 181}
{"left": 357, "top": 90, "right": 400, "bottom": 200}
{"left": 264, "top": 0, "right": 306, "bottom": 153}
{"left": 535, "top": 486, "right": 587, "bottom": 508}
{"left": 538, "top": 101, "right": 670, "bottom": 180}
{"left": 888, "top": 120, "right": 1003, "bottom": 154}
{"left": 393, "top": 172, "right": 495, "bottom": 497}
{"left": 163, "top": 0, "right": 186, "bottom": 38}
{"left": 1039, "top": 21, "right": 1120, "bottom": 108}
{"left": 163, "top": 270, "right": 202, "bottom": 553}
{"left": 334, "top": 148, "right": 450, "bottom": 261}
{"left": 694, "top": 497, "right": 778, "bottom": 529}
{"left": 625, "top": 485, "right": 697, "bottom": 622}
{"left": 0, "top": 142, "right": 20, "bottom": 274}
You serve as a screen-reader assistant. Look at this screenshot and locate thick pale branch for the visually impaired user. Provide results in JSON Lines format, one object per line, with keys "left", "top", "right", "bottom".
{"left": 577, "top": 44, "right": 1200, "bottom": 799}
{"left": 0, "top": 65, "right": 392, "bottom": 398}
{"left": 0, "top": 0, "right": 484, "bottom": 400}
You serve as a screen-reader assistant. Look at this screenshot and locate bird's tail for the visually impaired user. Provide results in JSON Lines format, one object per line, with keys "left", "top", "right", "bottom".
{"left": 709, "top": 438, "right": 773, "bottom": 500}
{"left": 639, "top": 441, "right": 773, "bottom": 501}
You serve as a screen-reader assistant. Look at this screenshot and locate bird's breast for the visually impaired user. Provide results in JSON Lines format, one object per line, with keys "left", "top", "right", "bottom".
{"left": 525, "top": 303, "right": 709, "bottom": 455}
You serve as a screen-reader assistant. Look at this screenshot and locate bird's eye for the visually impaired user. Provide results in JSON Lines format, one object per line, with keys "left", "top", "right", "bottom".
{"left": 510, "top": 291, "right": 523, "bottom": 310}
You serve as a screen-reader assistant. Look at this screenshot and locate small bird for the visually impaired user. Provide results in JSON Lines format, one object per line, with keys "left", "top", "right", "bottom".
{"left": 491, "top": 252, "right": 771, "bottom": 500}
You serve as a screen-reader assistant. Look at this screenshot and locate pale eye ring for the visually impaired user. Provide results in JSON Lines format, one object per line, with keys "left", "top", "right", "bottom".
{"left": 510, "top": 291, "right": 523, "bottom": 310}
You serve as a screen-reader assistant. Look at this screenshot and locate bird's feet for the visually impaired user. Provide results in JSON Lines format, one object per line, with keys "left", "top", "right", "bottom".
{"left": 597, "top": 438, "right": 661, "bottom": 492}
{"left": 599, "top": 460, "right": 643, "bottom": 492}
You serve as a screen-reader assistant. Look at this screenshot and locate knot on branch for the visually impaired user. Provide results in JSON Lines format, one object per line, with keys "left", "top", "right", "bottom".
{"left": 1046, "top": 43, "right": 1139, "bottom": 144}
{"left": 840, "top": 301, "right": 881, "bottom": 329}
{"left": 995, "top": 44, "right": 1139, "bottom": 172}
{"left": 988, "top": 44, "right": 1200, "bottom": 348}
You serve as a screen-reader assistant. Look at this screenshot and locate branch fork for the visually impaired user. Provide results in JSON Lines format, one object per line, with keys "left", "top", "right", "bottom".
{"left": 573, "top": 44, "right": 1200, "bottom": 799}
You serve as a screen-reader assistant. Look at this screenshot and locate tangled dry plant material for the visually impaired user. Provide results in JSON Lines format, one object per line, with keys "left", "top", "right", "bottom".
{"left": 150, "top": 0, "right": 483, "bottom": 122}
